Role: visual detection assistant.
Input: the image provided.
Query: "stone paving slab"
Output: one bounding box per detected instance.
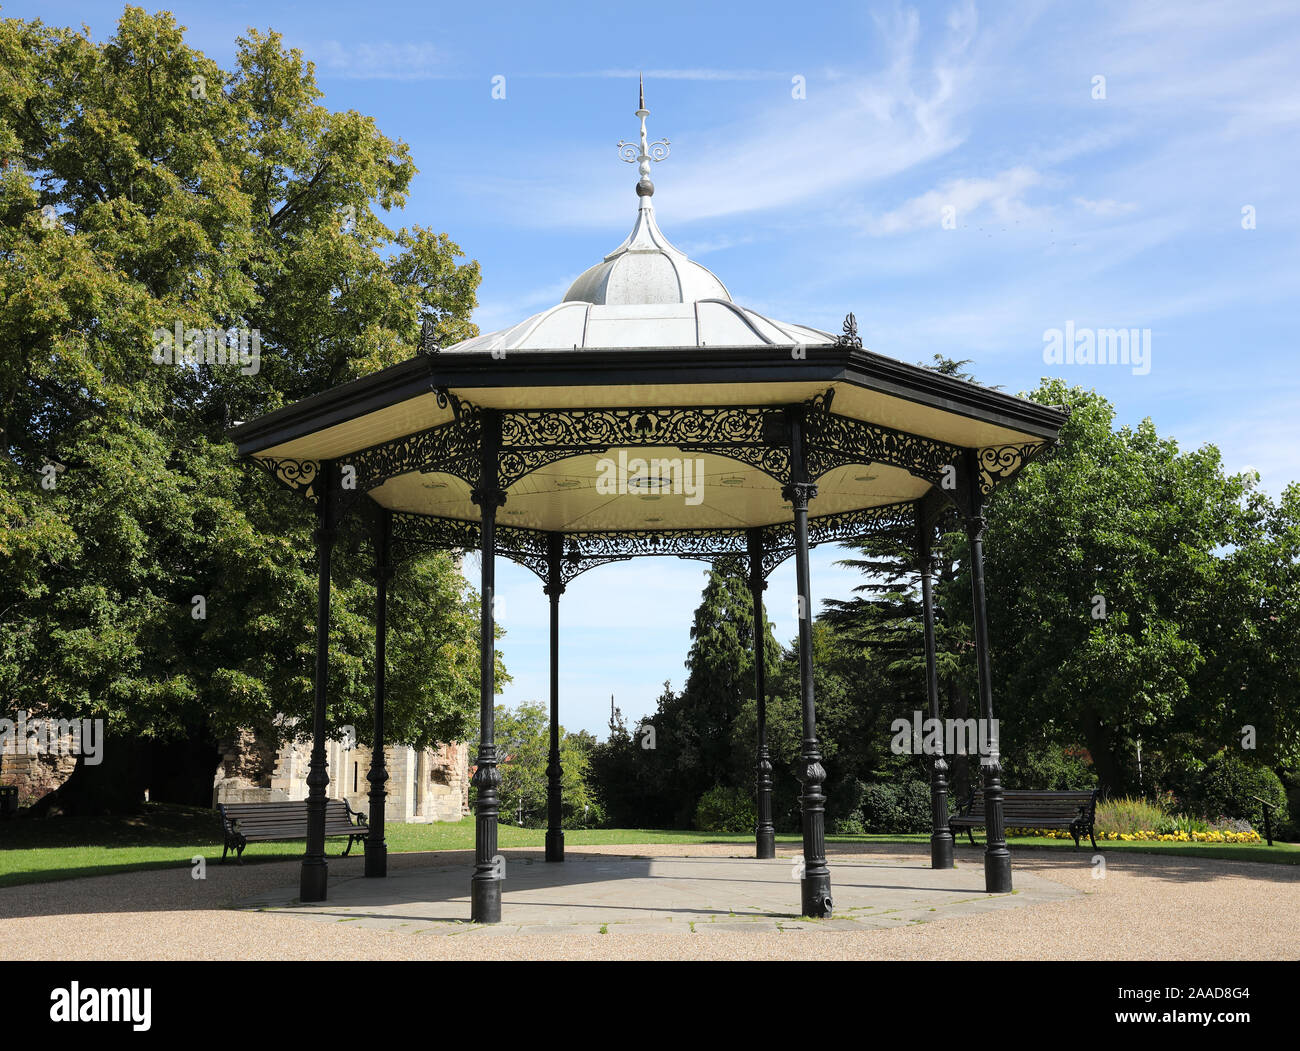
[235,852,1077,936]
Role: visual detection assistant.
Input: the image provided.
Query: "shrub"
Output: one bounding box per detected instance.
[1191,753,1289,830]
[1156,813,1211,836]
[1096,796,1167,836]
[860,779,931,833]
[831,814,866,835]
[1002,742,1094,791]
[693,785,756,833]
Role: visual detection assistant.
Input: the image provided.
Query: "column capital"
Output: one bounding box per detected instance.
[470,486,507,508]
[781,480,818,507]
[964,513,987,541]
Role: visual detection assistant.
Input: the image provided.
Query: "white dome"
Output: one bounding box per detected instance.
[445,298,832,354]
[563,196,732,306]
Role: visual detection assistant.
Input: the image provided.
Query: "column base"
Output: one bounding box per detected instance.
[984,847,1012,892]
[300,857,328,902]
[470,875,502,923]
[545,828,565,862]
[755,829,775,859]
[800,873,833,918]
[363,838,387,878]
[930,832,954,869]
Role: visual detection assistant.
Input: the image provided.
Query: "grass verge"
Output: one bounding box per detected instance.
[1,804,1296,889]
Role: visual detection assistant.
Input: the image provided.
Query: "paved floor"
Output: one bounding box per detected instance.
[3,842,1298,959]
[235,852,1075,936]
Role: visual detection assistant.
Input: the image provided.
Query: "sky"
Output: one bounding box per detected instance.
[14,0,1300,736]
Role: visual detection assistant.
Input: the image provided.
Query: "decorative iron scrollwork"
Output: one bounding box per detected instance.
[254,457,321,500]
[388,499,922,584]
[418,317,439,356]
[496,405,793,488]
[758,501,918,576]
[976,440,1053,496]
[834,313,862,349]
[346,407,483,494]
[800,392,964,493]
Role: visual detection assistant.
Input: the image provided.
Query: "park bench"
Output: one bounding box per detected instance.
[949,788,1099,850]
[217,800,368,864]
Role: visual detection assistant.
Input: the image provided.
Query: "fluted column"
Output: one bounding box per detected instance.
[544,532,565,862]
[747,529,775,859]
[918,511,952,869]
[784,411,832,918]
[301,461,337,903]
[470,412,505,922]
[365,505,391,878]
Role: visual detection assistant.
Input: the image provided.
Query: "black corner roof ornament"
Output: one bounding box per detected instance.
[418,317,440,357]
[834,312,863,349]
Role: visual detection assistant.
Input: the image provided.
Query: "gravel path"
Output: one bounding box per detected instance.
[2,842,1296,960]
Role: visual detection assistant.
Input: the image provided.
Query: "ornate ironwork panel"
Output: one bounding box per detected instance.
[497,405,793,488]
[254,457,321,500]
[976,440,1055,496]
[346,407,482,493]
[388,498,923,583]
[758,500,918,575]
[801,393,964,493]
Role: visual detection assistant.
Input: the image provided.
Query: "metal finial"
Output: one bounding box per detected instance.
[834,312,863,349]
[618,74,669,197]
[418,317,439,356]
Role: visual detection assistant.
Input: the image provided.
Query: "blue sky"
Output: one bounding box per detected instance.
[18,1,1300,736]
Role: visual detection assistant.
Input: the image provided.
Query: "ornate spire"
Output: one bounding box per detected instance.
[617,73,670,198]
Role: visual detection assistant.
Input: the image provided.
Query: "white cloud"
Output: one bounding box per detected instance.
[861,166,1045,235]
[311,41,444,80]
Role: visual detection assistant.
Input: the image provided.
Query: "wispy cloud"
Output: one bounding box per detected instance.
[859,166,1045,235]
[311,41,445,80]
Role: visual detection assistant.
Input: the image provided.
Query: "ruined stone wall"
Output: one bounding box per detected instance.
[212,728,469,822]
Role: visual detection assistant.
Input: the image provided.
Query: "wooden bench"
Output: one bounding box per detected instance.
[949,789,1099,850]
[217,800,368,864]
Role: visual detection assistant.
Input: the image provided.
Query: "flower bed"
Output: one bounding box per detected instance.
[1006,827,1262,843]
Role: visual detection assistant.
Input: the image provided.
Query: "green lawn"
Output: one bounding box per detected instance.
[1,803,1296,889]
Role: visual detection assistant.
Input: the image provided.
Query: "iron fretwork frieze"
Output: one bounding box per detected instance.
[798,392,1054,509]
[801,392,964,494]
[347,406,482,494]
[496,405,793,489]
[388,501,920,584]
[254,456,321,500]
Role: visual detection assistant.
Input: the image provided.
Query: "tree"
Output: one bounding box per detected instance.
[0,9,486,811]
[975,379,1259,795]
[492,702,600,828]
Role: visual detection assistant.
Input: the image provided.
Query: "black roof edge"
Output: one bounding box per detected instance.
[228,345,1066,457]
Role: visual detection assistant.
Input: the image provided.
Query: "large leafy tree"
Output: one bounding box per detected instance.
[974,379,1264,795]
[491,702,601,829]
[0,9,488,809]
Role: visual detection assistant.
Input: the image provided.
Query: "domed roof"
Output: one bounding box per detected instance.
[446,79,832,355]
[563,195,731,306]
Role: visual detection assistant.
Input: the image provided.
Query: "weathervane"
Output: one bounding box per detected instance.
[617,74,670,197]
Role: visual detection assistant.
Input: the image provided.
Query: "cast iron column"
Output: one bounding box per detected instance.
[300,460,337,903]
[747,529,775,860]
[470,412,505,923]
[365,505,392,878]
[964,451,1012,893]
[783,412,832,918]
[918,512,953,869]
[544,532,565,862]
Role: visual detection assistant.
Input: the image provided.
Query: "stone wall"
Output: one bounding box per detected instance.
[212,730,469,823]
[0,748,78,806]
